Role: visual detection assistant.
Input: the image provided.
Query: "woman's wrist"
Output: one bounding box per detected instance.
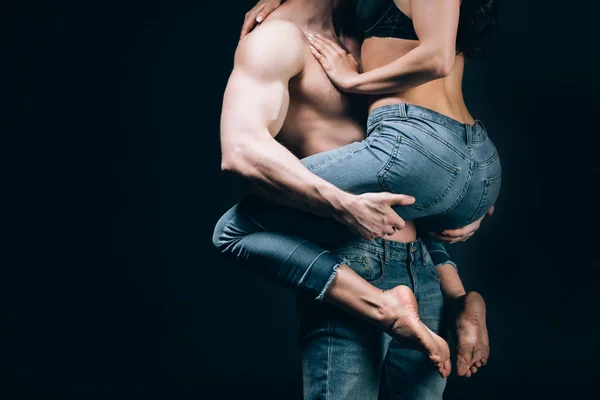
[341,72,363,93]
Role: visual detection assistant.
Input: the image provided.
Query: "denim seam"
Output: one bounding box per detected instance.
[473,149,498,169]
[280,239,311,279]
[434,259,458,271]
[376,135,461,211]
[401,136,460,174]
[338,254,374,278]
[408,245,418,296]
[440,158,474,216]
[425,261,442,283]
[294,250,329,284]
[400,120,469,161]
[410,168,459,211]
[306,143,369,172]
[468,170,501,222]
[377,135,402,191]
[471,135,487,144]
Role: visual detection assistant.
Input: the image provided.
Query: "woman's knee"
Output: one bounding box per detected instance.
[212,204,260,252]
[212,206,240,252]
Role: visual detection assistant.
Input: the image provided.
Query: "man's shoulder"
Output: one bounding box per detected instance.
[234,20,308,78]
[244,19,307,48]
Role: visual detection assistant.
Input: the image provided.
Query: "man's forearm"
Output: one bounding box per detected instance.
[222,134,351,219]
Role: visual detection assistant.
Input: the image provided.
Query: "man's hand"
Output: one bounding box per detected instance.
[334,193,416,240]
[430,206,495,244]
[240,0,282,39]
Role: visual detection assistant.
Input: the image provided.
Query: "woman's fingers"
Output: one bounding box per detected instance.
[240,7,263,39]
[307,35,335,59]
[309,45,329,68]
[313,35,343,57]
[315,34,347,56]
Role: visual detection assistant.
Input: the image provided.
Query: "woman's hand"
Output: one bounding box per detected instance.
[307,33,360,92]
[240,0,282,39]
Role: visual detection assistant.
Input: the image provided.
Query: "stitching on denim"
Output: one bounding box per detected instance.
[280,239,311,279]
[412,170,459,211]
[377,135,402,191]
[468,170,501,221]
[401,120,469,161]
[471,132,487,143]
[438,161,473,216]
[401,136,460,174]
[473,149,498,169]
[338,254,374,278]
[299,250,331,285]
[376,134,462,211]
[370,253,387,285]
[434,260,458,271]
[306,143,369,172]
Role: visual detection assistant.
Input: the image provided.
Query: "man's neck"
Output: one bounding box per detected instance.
[275,0,337,36]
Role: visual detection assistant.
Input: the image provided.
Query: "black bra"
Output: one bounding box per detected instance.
[356,0,418,40]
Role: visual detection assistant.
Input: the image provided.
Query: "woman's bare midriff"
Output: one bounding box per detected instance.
[358,37,478,241]
[361,37,476,126]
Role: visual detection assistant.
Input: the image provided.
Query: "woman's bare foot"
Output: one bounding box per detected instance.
[451,291,490,377]
[380,285,451,378]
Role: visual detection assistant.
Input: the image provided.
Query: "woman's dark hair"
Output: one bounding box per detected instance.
[456,0,499,60]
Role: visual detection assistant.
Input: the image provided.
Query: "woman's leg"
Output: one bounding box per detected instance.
[213,140,451,375]
[215,205,449,377]
[213,140,386,300]
[297,242,394,400]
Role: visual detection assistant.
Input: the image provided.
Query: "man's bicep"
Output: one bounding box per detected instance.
[221,68,290,141]
[221,22,305,142]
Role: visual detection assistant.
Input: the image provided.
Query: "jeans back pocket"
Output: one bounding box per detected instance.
[469,169,502,222]
[377,132,462,212]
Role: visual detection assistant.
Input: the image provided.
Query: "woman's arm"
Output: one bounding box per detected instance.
[309,0,460,94]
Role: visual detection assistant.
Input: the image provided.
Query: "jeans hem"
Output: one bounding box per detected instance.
[434,260,458,272]
[314,258,345,302]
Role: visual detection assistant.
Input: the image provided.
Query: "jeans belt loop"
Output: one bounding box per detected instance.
[398,103,408,121]
[383,239,389,265]
[466,123,473,148]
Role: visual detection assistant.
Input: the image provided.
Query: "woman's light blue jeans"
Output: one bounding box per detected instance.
[213,103,501,300]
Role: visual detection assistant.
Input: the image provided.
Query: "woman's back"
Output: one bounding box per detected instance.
[356,0,497,124]
[361,35,475,125]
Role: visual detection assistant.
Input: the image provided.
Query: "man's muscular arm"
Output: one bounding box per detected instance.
[220,21,413,239]
[222,22,330,209]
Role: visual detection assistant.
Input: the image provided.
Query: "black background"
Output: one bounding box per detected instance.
[4,0,600,398]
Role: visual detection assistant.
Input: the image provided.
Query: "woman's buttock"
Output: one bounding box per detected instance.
[366,103,501,231]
